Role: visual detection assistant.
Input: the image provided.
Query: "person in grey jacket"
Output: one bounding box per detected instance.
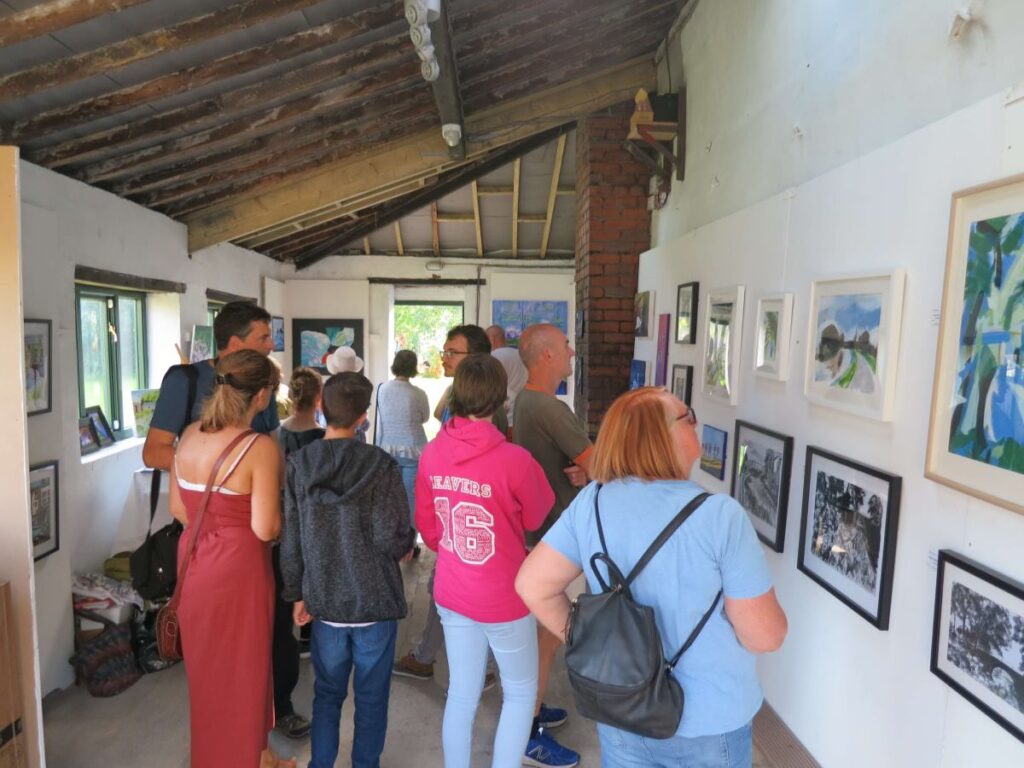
[280,371,415,768]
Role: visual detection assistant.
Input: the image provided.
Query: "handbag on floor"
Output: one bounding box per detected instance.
[156,429,256,661]
[564,487,721,739]
[71,609,142,697]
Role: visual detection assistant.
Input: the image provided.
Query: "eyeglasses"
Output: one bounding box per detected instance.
[675,406,697,426]
[441,349,469,359]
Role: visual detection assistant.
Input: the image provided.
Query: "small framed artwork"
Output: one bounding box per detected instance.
[926,175,1024,516]
[931,551,1024,743]
[29,461,59,561]
[24,318,52,416]
[271,316,285,352]
[629,359,648,390]
[131,388,160,438]
[78,418,100,456]
[804,270,905,421]
[731,420,794,552]
[798,446,902,629]
[634,290,653,339]
[675,282,699,343]
[671,364,694,405]
[701,286,745,405]
[293,318,365,374]
[575,308,585,341]
[190,324,215,363]
[654,313,671,386]
[85,405,115,448]
[754,294,794,381]
[700,424,728,480]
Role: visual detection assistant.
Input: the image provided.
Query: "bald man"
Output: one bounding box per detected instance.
[512,323,592,767]
[485,324,528,427]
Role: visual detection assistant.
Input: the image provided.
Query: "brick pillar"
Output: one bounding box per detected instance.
[574,104,652,437]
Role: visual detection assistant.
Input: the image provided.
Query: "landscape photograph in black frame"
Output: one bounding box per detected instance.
[798,446,902,629]
[731,420,793,552]
[675,282,699,343]
[931,550,1024,744]
[671,364,693,405]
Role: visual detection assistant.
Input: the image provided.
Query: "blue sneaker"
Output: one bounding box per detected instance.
[523,728,579,768]
[537,703,568,729]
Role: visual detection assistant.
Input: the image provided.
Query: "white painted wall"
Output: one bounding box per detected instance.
[637,89,1024,768]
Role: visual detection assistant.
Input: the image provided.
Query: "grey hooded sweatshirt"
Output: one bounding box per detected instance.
[280,437,414,623]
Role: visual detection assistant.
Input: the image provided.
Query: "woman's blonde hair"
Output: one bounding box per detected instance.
[590,387,683,483]
[287,366,322,411]
[200,350,280,432]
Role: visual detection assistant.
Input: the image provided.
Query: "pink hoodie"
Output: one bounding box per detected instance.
[416,416,554,622]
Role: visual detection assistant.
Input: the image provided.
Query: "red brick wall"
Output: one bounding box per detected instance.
[574,104,652,436]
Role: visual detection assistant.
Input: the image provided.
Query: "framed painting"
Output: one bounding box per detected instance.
[731,420,794,552]
[675,282,699,343]
[804,270,905,421]
[655,313,671,386]
[700,424,728,480]
[29,461,59,561]
[754,294,794,381]
[85,405,115,448]
[798,446,902,629]
[492,300,569,347]
[926,175,1024,515]
[931,551,1024,743]
[629,359,647,390]
[271,316,285,352]
[78,417,100,456]
[131,388,160,438]
[190,324,215,363]
[634,290,653,339]
[671,364,694,405]
[24,318,52,416]
[701,286,745,405]
[292,318,364,374]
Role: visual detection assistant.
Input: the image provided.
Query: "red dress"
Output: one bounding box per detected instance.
[176,438,274,768]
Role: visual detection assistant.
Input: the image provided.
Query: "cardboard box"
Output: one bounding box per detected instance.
[0,583,27,768]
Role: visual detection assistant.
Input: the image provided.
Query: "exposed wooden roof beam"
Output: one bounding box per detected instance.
[540,134,567,258]
[185,57,654,252]
[431,202,440,256]
[363,237,371,256]
[394,222,404,256]
[477,184,574,196]
[471,181,483,256]
[519,213,547,223]
[0,0,325,101]
[0,0,150,48]
[2,6,404,142]
[436,213,476,223]
[511,158,521,258]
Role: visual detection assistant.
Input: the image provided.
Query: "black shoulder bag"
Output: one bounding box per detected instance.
[563,487,722,739]
[130,364,198,601]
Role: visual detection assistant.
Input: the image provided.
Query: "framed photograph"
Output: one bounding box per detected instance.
[701,286,745,404]
[926,175,1024,515]
[271,316,285,352]
[731,420,794,552]
[78,418,100,456]
[931,551,1024,743]
[29,461,59,561]
[654,313,671,386]
[190,324,215,363]
[84,405,115,448]
[754,294,794,381]
[24,319,52,416]
[804,270,905,421]
[634,290,653,338]
[798,446,902,629]
[629,359,647,390]
[700,424,728,480]
[675,282,699,343]
[292,318,365,374]
[671,364,694,405]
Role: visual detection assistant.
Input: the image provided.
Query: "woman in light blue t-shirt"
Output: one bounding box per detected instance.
[516,387,788,768]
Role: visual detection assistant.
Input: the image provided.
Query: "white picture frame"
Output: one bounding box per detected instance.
[754,294,794,381]
[803,270,906,421]
[700,286,745,405]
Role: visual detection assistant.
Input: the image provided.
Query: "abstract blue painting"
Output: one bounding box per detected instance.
[492,300,569,347]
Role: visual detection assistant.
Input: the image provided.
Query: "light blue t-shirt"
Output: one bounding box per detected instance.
[543,478,773,738]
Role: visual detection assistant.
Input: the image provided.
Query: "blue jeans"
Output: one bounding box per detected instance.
[437,605,538,768]
[393,455,418,529]
[596,721,753,768]
[309,620,398,768]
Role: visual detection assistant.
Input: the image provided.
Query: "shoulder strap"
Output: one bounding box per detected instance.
[625,492,710,586]
[182,363,198,433]
[146,364,201,536]
[373,383,383,446]
[217,433,262,486]
[668,590,722,667]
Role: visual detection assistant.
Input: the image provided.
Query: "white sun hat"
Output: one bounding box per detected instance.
[325,346,364,374]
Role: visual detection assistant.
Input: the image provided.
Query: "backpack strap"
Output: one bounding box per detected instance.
[624,492,710,586]
[373,382,383,447]
[146,363,200,538]
[668,590,723,668]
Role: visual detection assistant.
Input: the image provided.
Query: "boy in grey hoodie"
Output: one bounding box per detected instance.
[280,372,415,768]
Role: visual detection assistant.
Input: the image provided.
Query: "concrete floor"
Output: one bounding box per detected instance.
[43,550,774,767]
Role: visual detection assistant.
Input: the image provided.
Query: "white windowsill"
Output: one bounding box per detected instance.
[81,436,145,465]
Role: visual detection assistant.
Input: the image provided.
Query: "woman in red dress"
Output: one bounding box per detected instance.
[170,350,290,767]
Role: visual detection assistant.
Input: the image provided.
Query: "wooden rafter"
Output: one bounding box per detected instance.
[0,0,150,48]
[363,237,371,256]
[436,213,476,223]
[540,134,567,258]
[394,222,404,256]
[511,159,521,258]
[431,202,440,256]
[471,181,483,256]
[0,0,325,101]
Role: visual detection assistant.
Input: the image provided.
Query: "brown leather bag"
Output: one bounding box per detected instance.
[156,430,257,661]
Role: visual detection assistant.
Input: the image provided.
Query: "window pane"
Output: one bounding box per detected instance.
[118,296,145,431]
[79,296,112,419]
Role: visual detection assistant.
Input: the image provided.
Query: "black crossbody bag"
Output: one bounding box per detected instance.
[564,486,722,739]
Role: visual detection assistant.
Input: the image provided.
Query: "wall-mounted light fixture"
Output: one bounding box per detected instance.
[425,260,444,272]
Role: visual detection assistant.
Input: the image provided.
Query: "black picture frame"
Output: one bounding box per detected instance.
[798,446,902,629]
[675,282,699,343]
[85,405,116,448]
[731,420,793,552]
[931,550,1024,744]
[29,460,59,561]
[671,364,693,405]
[292,318,364,374]
[24,318,52,416]
[78,418,100,456]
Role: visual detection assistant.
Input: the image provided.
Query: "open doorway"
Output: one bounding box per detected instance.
[393,301,463,439]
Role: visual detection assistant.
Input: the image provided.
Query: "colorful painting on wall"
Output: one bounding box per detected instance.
[24,319,52,416]
[634,290,653,338]
[655,313,671,386]
[190,325,215,363]
[292,319,364,374]
[491,300,569,347]
[630,359,647,390]
[700,424,728,480]
[131,388,160,437]
[271,316,285,352]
